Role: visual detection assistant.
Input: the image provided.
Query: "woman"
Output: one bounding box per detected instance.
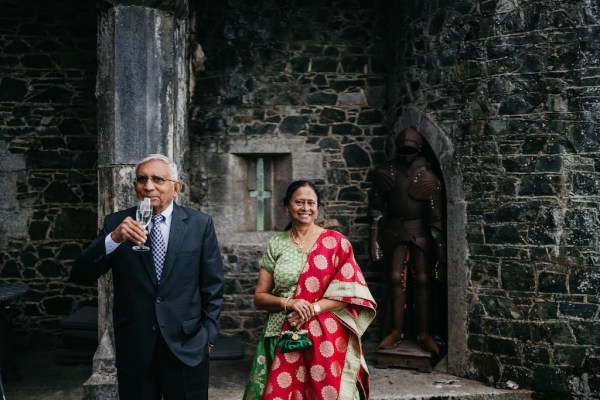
[244,180,377,400]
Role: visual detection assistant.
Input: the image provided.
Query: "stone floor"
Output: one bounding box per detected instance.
[2,350,89,400]
[2,345,534,400]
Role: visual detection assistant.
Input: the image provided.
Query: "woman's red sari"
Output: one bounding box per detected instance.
[262,230,376,400]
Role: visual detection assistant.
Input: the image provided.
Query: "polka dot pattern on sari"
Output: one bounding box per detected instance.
[261,230,376,400]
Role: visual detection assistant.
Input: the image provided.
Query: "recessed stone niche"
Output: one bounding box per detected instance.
[194,137,323,244]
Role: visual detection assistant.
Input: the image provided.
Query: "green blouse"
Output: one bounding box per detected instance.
[260,231,309,337]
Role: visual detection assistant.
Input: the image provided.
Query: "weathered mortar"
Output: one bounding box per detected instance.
[1,0,599,398]
[0,0,98,348]
[387,0,600,397]
[188,0,389,344]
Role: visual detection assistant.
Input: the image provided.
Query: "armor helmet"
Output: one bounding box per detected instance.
[395,127,423,155]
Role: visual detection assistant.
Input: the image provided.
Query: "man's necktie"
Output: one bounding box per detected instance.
[150,214,166,283]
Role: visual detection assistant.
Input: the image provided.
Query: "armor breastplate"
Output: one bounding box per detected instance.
[385,157,429,226]
[380,157,432,252]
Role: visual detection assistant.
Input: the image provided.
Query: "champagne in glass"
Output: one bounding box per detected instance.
[132,197,152,251]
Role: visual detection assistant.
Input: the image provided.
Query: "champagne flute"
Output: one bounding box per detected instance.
[132,197,152,251]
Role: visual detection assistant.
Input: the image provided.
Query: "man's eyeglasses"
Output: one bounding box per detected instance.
[134,175,178,185]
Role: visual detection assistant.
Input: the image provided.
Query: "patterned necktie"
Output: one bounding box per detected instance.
[150,214,166,283]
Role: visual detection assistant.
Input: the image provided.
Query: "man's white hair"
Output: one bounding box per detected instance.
[135,154,179,181]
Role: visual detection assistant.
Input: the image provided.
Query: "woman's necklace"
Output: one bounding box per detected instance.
[290,224,315,251]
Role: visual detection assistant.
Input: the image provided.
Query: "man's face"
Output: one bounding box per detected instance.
[134,159,181,214]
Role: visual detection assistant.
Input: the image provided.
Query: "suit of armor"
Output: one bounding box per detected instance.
[369,127,446,354]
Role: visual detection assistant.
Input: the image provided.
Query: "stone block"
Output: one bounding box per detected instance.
[0,77,28,101]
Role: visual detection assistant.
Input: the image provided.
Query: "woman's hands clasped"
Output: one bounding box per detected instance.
[286,299,315,330]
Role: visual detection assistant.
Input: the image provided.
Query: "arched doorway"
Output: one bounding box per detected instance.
[397,107,469,376]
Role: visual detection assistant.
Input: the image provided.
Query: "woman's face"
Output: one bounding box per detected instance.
[285,185,319,226]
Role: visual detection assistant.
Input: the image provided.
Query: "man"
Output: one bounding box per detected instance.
[368,127,446,355]
[71,154,224,400]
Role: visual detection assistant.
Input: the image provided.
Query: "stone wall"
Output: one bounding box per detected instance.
[188,0,390,343]
[2,0,599,397]
[387,0,600,397]
[0,0,98,348]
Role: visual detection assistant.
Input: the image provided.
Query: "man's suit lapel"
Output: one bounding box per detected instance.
[159,203,188,284]
[137,211,158,286]
[140,249,158,286]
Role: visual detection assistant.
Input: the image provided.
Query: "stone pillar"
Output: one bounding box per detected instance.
[85,1,189,398]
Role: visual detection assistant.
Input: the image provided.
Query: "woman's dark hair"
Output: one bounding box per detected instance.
[282,180,322,230]
[282,180,321,207]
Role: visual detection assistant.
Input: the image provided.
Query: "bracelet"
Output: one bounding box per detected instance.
[313,302,321,315]
[283,297,292,312]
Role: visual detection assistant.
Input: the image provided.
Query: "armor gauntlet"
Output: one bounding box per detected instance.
[368,209,384,262]
[368,176,388,263]
[431,227,447,282]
